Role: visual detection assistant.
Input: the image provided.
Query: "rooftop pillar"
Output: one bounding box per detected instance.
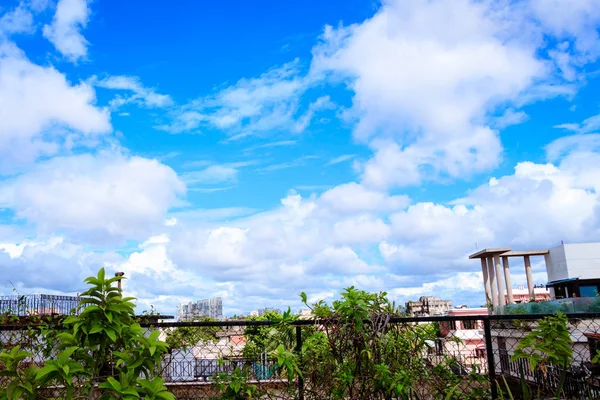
[487,256,498,310]
[481,258,492,303]
[494,254,506,308]
[502,256,514,304]
[524,255,535,301]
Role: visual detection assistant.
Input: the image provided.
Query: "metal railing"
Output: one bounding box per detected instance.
[0,294,79,317]
[2,313,600,399]
[497,297,600,315]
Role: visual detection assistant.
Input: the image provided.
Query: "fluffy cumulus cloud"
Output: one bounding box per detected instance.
[319,182,410,215]
[0,236,120,293]
[309,0,600,189]
[43,0,91,62]
[163,187,403,293]
[529,0,600,78]
[4,134,600,313]
[4,0,600,316]
[89,115,584,311]
[0,41,111,172]
[380,138,600,278]
[0,150,185,241]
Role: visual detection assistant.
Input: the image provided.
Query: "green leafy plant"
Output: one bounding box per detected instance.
[245,287,491,400]
[164,318,219,351]
[510,313,573,399]
[213,361,261,400]
[0,268,174,400]
[592,350,600,365]
[242,309,296,359]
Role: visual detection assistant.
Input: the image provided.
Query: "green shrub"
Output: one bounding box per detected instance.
[0,268,174,400]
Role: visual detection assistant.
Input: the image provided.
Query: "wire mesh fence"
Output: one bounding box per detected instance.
[489,314,600,399]
[2,313,600,399]
[0,294,79,317]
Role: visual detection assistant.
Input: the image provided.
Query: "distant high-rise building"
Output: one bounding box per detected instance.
[405,296,452,317]
[178,297,223,321]
[249,307,281,317]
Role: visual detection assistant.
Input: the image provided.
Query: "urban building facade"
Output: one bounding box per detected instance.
[545,242,600,298]
[405,296,452,317]
[470,242,600,314]
[178,297,223,321]
[439,307,489,372]
[509,285,550,303]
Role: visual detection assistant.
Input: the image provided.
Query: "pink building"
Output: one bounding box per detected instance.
[508,285,550,304]
[439,307,489,371]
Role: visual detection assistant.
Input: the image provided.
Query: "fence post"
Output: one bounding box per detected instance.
[483,317,498,400]
[295,325,304,400]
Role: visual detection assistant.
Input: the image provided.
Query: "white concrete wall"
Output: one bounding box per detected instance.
[563,243,600,280]
[545,242,600,282]
[545,244,568,282]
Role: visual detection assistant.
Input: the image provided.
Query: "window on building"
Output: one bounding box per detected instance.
[580,285,599,298]
[463,320,477,330]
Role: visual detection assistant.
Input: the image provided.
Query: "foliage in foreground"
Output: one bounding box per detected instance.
[237,287,489,400]
[163,317,219,351]
[1,270,591,400]
[0,268,174,400]
[500,313,574,400]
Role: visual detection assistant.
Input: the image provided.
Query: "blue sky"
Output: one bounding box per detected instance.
[1,0,600,316]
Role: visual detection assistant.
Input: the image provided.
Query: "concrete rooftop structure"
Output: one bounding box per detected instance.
[470,243,600,313]
[469,247,549,311]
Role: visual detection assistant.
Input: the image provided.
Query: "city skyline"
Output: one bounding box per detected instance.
[1,0,600,316]
[178,297,224,321]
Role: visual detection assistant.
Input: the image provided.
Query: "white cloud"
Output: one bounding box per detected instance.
[529,0,600,71]
[0,150,185,240]
[0,2,34,36]
[333,215,390,245]
[3,0,600,316]
[243,140,297,153]
[381,146,600,275]
[553,113,600,135]
[493,109,529,129]
[182,165,239,185]
[309,0,600,189]
[43,0,91,62]
[307,246,382,274]
[181,160,258,186]
[161,60,327,137]
[0,41,111,172]
[257,155,318,172]
[0,236,120,294]
[167,190,397,278]
[545,133,600,161]
[170,207,258,223]
[326,154,355,166]
[293,95,334,133]
[94,75,174,109]
[311,0,545,186]
[390,272,483,298]
[6,134,599,314]
[319,182,409,214]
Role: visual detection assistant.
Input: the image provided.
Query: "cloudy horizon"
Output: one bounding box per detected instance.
[1,0,600,316]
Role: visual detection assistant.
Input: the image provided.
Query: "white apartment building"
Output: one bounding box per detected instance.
[178,297,223,321]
